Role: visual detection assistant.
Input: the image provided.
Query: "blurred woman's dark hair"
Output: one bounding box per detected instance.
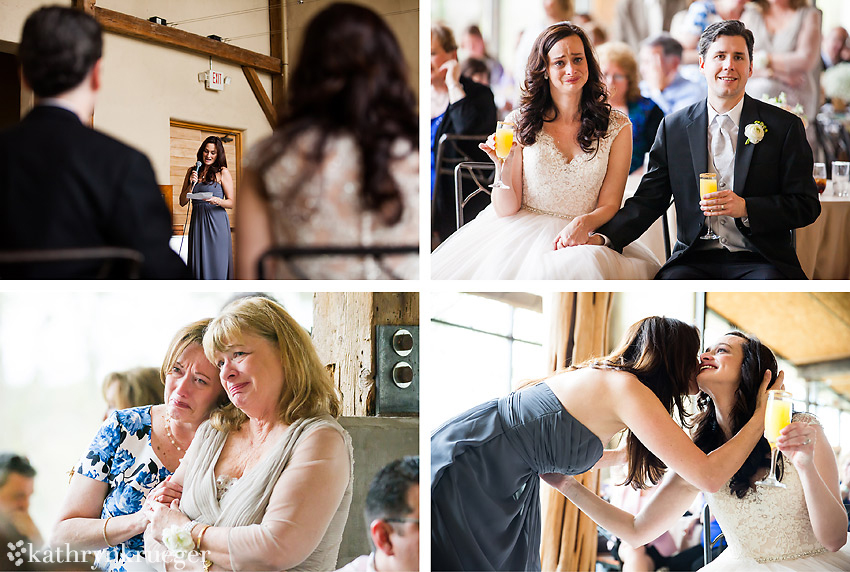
[693,332,781,498]
[258,3,418,225]
[196,136,228,184]
[19,6,103,97]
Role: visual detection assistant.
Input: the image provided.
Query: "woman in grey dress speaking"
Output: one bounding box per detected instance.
[179,136,234,280]
[431,316,775,571]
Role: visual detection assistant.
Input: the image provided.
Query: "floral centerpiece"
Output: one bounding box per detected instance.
[821,63,850,112]
[760,92,807,127]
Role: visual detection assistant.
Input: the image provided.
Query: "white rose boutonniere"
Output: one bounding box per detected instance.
[162,525,195,558]
[744,121,767,145]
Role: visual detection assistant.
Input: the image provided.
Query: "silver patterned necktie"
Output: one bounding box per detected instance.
[712,115,735,189]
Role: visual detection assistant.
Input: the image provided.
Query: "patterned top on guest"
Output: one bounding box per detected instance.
[76,406,171,572]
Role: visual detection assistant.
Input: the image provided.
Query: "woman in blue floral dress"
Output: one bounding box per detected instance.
[51,319,228,571]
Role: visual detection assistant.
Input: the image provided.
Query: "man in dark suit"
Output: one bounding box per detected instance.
[586,20,820,280]
[0,6,189,279]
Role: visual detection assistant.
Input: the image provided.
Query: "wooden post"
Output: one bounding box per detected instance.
[312,293,418,417]
[72,0,96,16]
[268,0,285,121]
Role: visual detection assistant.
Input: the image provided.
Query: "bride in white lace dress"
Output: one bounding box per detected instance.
[431,22,660,280]
[543,332,850,571]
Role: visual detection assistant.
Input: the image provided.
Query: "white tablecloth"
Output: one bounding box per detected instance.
[797,182,850,280]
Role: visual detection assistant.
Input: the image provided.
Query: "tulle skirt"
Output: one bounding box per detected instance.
[431,205,661,280]
[702,534,850,571]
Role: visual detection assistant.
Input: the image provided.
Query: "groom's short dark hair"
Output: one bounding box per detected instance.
[19,6,103,97]
[698,20,754,63]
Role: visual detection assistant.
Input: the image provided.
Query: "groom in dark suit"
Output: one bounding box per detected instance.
[587,20,820,279]
[0,6,189,279]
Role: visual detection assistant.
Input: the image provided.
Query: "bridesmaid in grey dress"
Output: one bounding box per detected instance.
[431,316,773,571]
[179,136,234,280]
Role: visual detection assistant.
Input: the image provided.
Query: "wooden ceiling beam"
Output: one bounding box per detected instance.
[243,66,276,128]
[92,6,283,75]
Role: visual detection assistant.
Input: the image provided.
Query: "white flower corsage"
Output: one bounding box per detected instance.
[162,525,195,558]
[744,121,767,145]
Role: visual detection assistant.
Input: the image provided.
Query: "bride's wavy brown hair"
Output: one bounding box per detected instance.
[516,21,611,154]
[692,332,782,498]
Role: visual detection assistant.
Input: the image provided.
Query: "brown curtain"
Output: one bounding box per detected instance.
[539,292,613,571]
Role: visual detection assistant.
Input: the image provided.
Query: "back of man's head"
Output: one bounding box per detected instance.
[364,456,418,526]
[19,6,102,98]
[643,33,684,60]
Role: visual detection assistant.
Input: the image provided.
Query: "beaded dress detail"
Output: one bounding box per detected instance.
[703,413,850,571]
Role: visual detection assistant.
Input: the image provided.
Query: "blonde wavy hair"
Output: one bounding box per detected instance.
[203,297,340,432]
[596,41,641,102]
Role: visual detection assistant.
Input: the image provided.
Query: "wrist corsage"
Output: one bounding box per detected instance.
[744,121,767,145]
[162,525,195,559]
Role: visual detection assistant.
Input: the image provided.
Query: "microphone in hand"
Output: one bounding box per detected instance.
[190,161,202,188]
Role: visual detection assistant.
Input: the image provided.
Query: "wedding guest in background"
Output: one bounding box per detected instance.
[741,0,821,127]
[0,6,189,280]
[613,0,691,52]
[51,320,227,571]
[639,34,705,115]
[672,0,750,65]
[597,42,664,174]
[145,296,354,572]
[102,367,162,420]
[0,453,42,548]
[821,26,849,70]
[179,136,234,280]
[585,20,820,280]
[337,456,419,572]
[431,22,497,245]
[239,3,418,280]
[513,0,574,101]
[459,57,490,87]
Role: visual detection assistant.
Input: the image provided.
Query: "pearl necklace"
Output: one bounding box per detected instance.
[164,411,184,453]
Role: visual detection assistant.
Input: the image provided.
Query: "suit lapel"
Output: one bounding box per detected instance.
[686,101,709,190]
[734,95,758,196]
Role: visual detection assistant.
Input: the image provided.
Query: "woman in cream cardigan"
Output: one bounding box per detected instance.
[144,296,353,571]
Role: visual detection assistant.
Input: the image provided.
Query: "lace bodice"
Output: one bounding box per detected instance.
[247,130,418,279]
[515,109,630,219]
[704,413,828,564]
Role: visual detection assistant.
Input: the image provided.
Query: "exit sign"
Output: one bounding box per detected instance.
[207,69,224,91]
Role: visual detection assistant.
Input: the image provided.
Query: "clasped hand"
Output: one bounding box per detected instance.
[700,189,747,218]
[552,216,598,250]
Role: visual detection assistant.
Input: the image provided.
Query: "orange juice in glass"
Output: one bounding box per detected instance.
[756,390,793,488]
[490,121,514,189]
[699,173,719,240]
[494,122,514,160]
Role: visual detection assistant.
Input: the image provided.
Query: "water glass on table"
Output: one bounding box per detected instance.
[813,163,826,195]
[832,161,850,197]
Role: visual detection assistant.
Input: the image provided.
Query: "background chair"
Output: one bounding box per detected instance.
[257,245,418,280]
[454,162,495,229]
[702,504,725,566]
[432,133,491,242]
[0,247,144,279]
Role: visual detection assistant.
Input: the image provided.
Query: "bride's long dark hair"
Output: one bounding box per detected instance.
[692,332,782,498]
[516,22,611,154]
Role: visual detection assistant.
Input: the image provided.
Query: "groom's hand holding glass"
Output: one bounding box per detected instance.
[700,188,748,218]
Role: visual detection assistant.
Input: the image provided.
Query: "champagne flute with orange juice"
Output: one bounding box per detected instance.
[699,173,719,240]
[755,390,793,488]
[490,121,514,190]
